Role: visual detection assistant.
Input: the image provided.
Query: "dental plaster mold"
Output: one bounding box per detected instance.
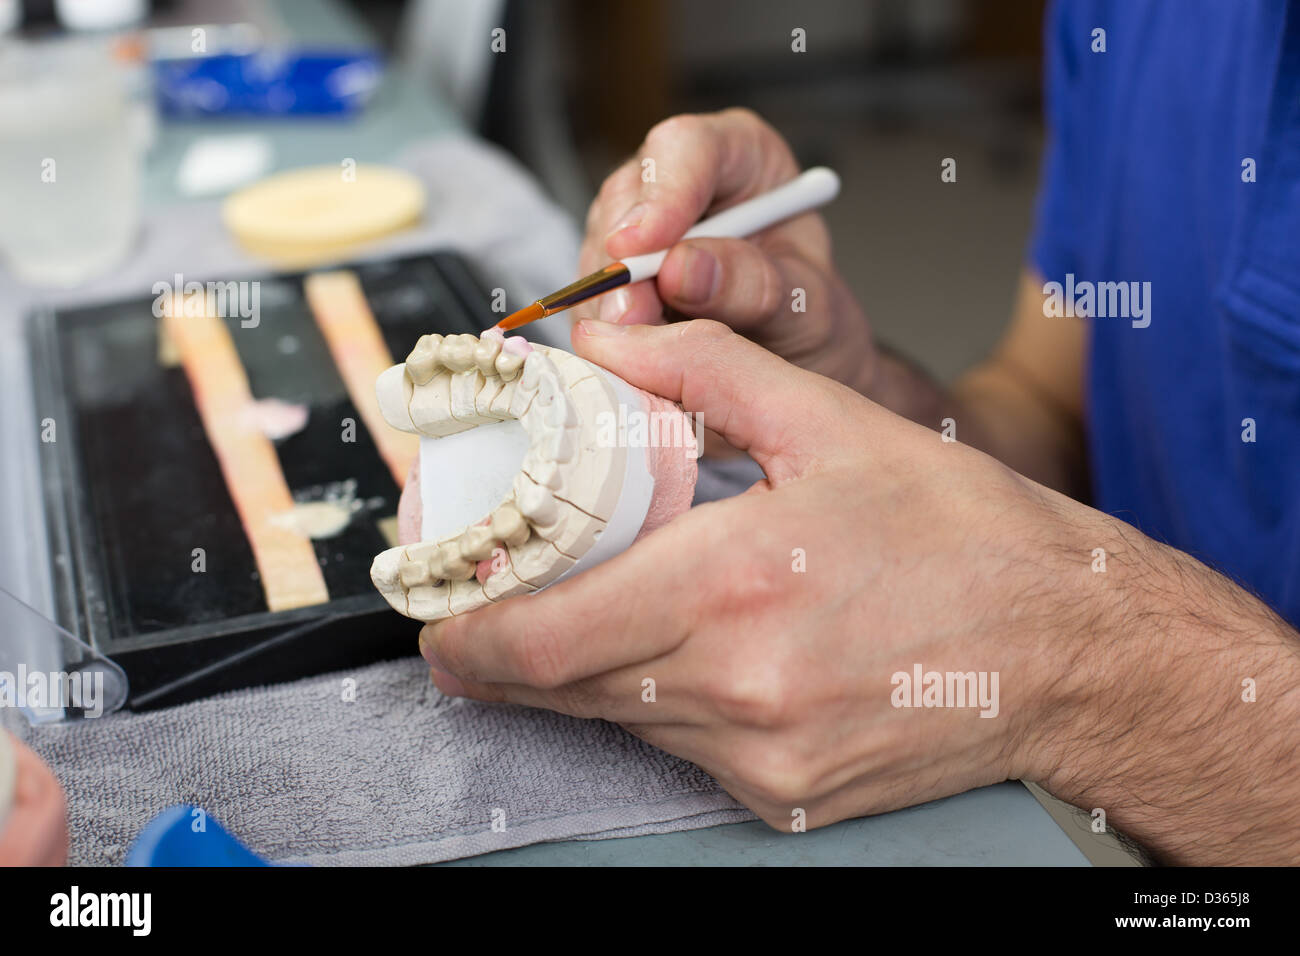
[370,329,697,622]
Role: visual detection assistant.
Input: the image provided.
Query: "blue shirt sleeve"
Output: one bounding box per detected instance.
[1027,0,1084,282]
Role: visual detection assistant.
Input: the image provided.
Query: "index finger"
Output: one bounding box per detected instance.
[602,108,802,261]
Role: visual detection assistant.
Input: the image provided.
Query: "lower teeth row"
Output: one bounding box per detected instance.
[397,500,530,588]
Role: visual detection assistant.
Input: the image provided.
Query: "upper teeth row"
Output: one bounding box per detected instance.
[405,332,525,384]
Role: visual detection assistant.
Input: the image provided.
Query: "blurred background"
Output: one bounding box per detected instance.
[391,0,1048,380]
[1,0,1047,380]
[2,0,1143,866]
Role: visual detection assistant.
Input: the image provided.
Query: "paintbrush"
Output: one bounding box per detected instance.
[493,167,841,332]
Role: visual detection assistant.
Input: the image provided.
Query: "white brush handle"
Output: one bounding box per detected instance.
[621,166,841,283]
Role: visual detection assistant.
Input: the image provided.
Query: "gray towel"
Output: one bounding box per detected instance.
[0,135,761,866]
[4,660,753,866]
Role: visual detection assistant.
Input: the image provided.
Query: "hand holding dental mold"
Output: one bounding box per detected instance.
[417,320,1300,866]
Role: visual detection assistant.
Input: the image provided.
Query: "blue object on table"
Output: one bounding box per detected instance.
[153,50,382,117]
[126,805,275,866]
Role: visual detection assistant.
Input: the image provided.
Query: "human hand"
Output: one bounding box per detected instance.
[417,318,1114,830]
[0,732,67,866]
[574,109,877,397]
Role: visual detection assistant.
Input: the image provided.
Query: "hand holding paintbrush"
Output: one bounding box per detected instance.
[494,167,841,332]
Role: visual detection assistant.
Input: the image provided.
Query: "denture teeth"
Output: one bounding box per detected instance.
[406,334,442,385]
[490,503,530,546]
[405,542,446,587]
[536,376,563,410]
[520,353,543,390]
[370,547,402,590]
[399,558,433,588]
[437,541,476,580]
[495,349,524,382]
[516,478,559,526]
[458,525,497,562]
[544,397,578,428]
[425,545,446,581]
[527,458,563,490]
[542,429,577,463]
[474,335,502,375]
[406,541,440,564]
[439,333,478,372]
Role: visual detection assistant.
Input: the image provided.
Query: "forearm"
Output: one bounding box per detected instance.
[1030,530,1300,865]
[866,346,1088,498]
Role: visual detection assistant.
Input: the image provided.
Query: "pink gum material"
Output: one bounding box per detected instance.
[635,391,698,540]
[481,327,533,357]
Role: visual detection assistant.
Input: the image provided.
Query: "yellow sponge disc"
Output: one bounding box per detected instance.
[223,165,425,266]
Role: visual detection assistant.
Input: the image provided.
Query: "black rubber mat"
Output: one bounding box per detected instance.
[28,252,498,709]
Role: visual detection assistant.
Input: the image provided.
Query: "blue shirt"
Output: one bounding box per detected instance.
[1030,0,1300,626]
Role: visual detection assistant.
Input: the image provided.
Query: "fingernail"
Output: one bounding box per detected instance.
[418,626,441,667]
[675,245,720,305]
[605,203,647,240]
[598,287,632,323]
[576,318,628,338]
[429,666,466,697]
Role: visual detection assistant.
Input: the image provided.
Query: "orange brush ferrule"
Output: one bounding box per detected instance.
[493,262,631,331]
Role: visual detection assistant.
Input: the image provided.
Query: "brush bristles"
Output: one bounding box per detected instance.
[493,302,545,332]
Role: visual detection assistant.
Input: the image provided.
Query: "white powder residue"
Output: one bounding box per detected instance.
[271,479,381,540]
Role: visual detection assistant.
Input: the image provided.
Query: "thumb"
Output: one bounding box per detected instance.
[571,318,846,481]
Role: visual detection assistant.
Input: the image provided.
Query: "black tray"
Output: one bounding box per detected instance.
[27,252,497,710]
